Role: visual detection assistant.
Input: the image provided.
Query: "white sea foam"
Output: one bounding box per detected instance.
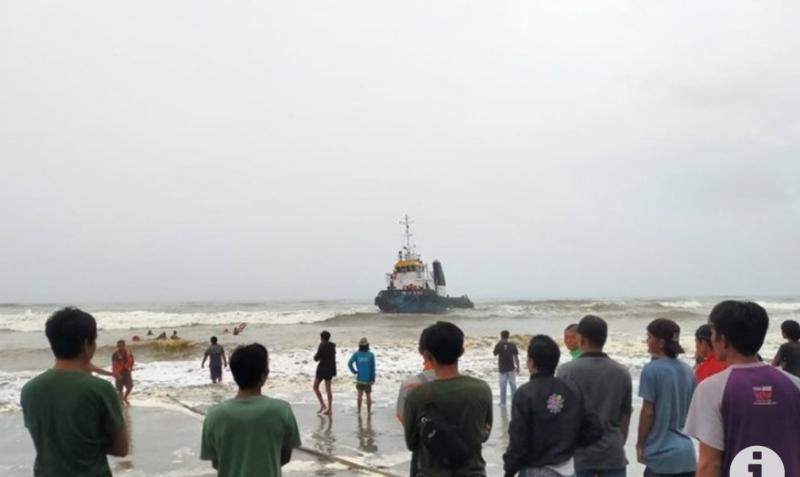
[0,306,371,333]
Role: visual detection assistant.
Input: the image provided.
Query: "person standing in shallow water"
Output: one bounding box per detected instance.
[493,330,520,405]
[348,337,376,414]
[313,330,337,415]
[202,336,228,384]
[112,339,135,405]
[21,307,129,476]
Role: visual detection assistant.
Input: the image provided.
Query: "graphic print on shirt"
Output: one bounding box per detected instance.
[546,393,565,414]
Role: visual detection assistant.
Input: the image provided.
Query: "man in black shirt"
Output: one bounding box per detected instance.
[494,330,520,405]
[773,319,800,377]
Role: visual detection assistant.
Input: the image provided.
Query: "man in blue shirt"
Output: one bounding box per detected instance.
[636,318,696,477]
[348,337,376,414]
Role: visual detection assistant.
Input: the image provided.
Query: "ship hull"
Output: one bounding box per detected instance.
[374,289,474,313]
[374,289,449,314]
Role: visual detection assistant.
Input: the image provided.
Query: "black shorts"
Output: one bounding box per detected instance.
[210,365,222,381]
[115,371,133,391]
[316,370,335,381]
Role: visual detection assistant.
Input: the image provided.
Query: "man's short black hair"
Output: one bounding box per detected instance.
[528,335,560,376]
[564,323,578,332]
[45,307,97,359]
[500,330,510,339]
[421,321,464,365]
[320,330,331,341]
[230,343,269,389]
[576,315,607,348]
[210,336,218,344]
[781,320,800,341]
[709,300,768,356]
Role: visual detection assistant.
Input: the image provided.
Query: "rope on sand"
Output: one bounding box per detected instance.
[165,395,403,477]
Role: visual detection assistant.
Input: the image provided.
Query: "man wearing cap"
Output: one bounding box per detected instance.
[348,337,376,414]
[636,319,696,477]
[694,324,727,383]
[557,315,632,477]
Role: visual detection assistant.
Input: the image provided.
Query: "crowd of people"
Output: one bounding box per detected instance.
[17,300,800,477]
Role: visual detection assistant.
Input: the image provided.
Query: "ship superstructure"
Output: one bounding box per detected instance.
[374,215,473,313]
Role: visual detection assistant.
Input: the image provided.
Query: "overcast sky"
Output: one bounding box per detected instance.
[1,1,798,302]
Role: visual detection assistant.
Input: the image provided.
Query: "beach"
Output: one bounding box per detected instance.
[1,298,798,476]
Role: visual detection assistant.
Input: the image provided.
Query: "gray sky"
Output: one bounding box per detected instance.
[1,1,798,302]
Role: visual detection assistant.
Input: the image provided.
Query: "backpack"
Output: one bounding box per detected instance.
[417,402,472,469]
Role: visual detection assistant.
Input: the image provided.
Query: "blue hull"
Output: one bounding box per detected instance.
[374,290,449,314]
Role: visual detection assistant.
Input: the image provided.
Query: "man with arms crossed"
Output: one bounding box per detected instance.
[21,307,129,476]
[201,343,301,477]
[557,315,633,477]
[685,301,800,477]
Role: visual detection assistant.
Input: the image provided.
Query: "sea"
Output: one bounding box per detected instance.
[1,297,798,476]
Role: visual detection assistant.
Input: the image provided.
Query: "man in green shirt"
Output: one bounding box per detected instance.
[21,307,129,477]
[201,343,301,477]
[404,321,493,477]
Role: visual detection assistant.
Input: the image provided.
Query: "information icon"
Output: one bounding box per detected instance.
[729,446,785,477]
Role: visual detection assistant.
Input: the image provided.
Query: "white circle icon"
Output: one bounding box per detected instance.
[729,446,785,477]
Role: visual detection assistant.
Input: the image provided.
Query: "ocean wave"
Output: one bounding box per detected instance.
[0,306,373,333]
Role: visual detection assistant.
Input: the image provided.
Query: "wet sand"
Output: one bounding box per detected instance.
[1,392,647,477]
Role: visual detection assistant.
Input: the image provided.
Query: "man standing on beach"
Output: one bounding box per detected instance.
[694,324,727,383]
[202,343,301,477]
[347,337,376,414]
[313,330,337,415]
[202,336,227,384]
[404,321,493,476]
[685,301,800,476]
[636,319,696,477]
[21,307,129,476]
[494,330,520,405]
[557,315,633,477]
[112,339,135,405]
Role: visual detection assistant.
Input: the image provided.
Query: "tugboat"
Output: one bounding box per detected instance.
[374,215,474,313]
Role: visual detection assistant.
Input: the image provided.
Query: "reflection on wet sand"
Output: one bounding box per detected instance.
[114,406,135,472]
[357,414,377,453]
[498,405,509,445]
[312,415,335,455]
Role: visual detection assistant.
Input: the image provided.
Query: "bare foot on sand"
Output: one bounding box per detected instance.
[323,408,332,416]
[317,406,327,415]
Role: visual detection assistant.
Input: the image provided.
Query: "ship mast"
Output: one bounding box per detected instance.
[400,214,416,259]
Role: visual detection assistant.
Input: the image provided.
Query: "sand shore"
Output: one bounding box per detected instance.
[1,390,649,477]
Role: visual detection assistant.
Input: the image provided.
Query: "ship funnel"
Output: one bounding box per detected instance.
[432,260,447,287]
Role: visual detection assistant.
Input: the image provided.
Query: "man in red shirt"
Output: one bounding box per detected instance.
[694,324,727,382]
